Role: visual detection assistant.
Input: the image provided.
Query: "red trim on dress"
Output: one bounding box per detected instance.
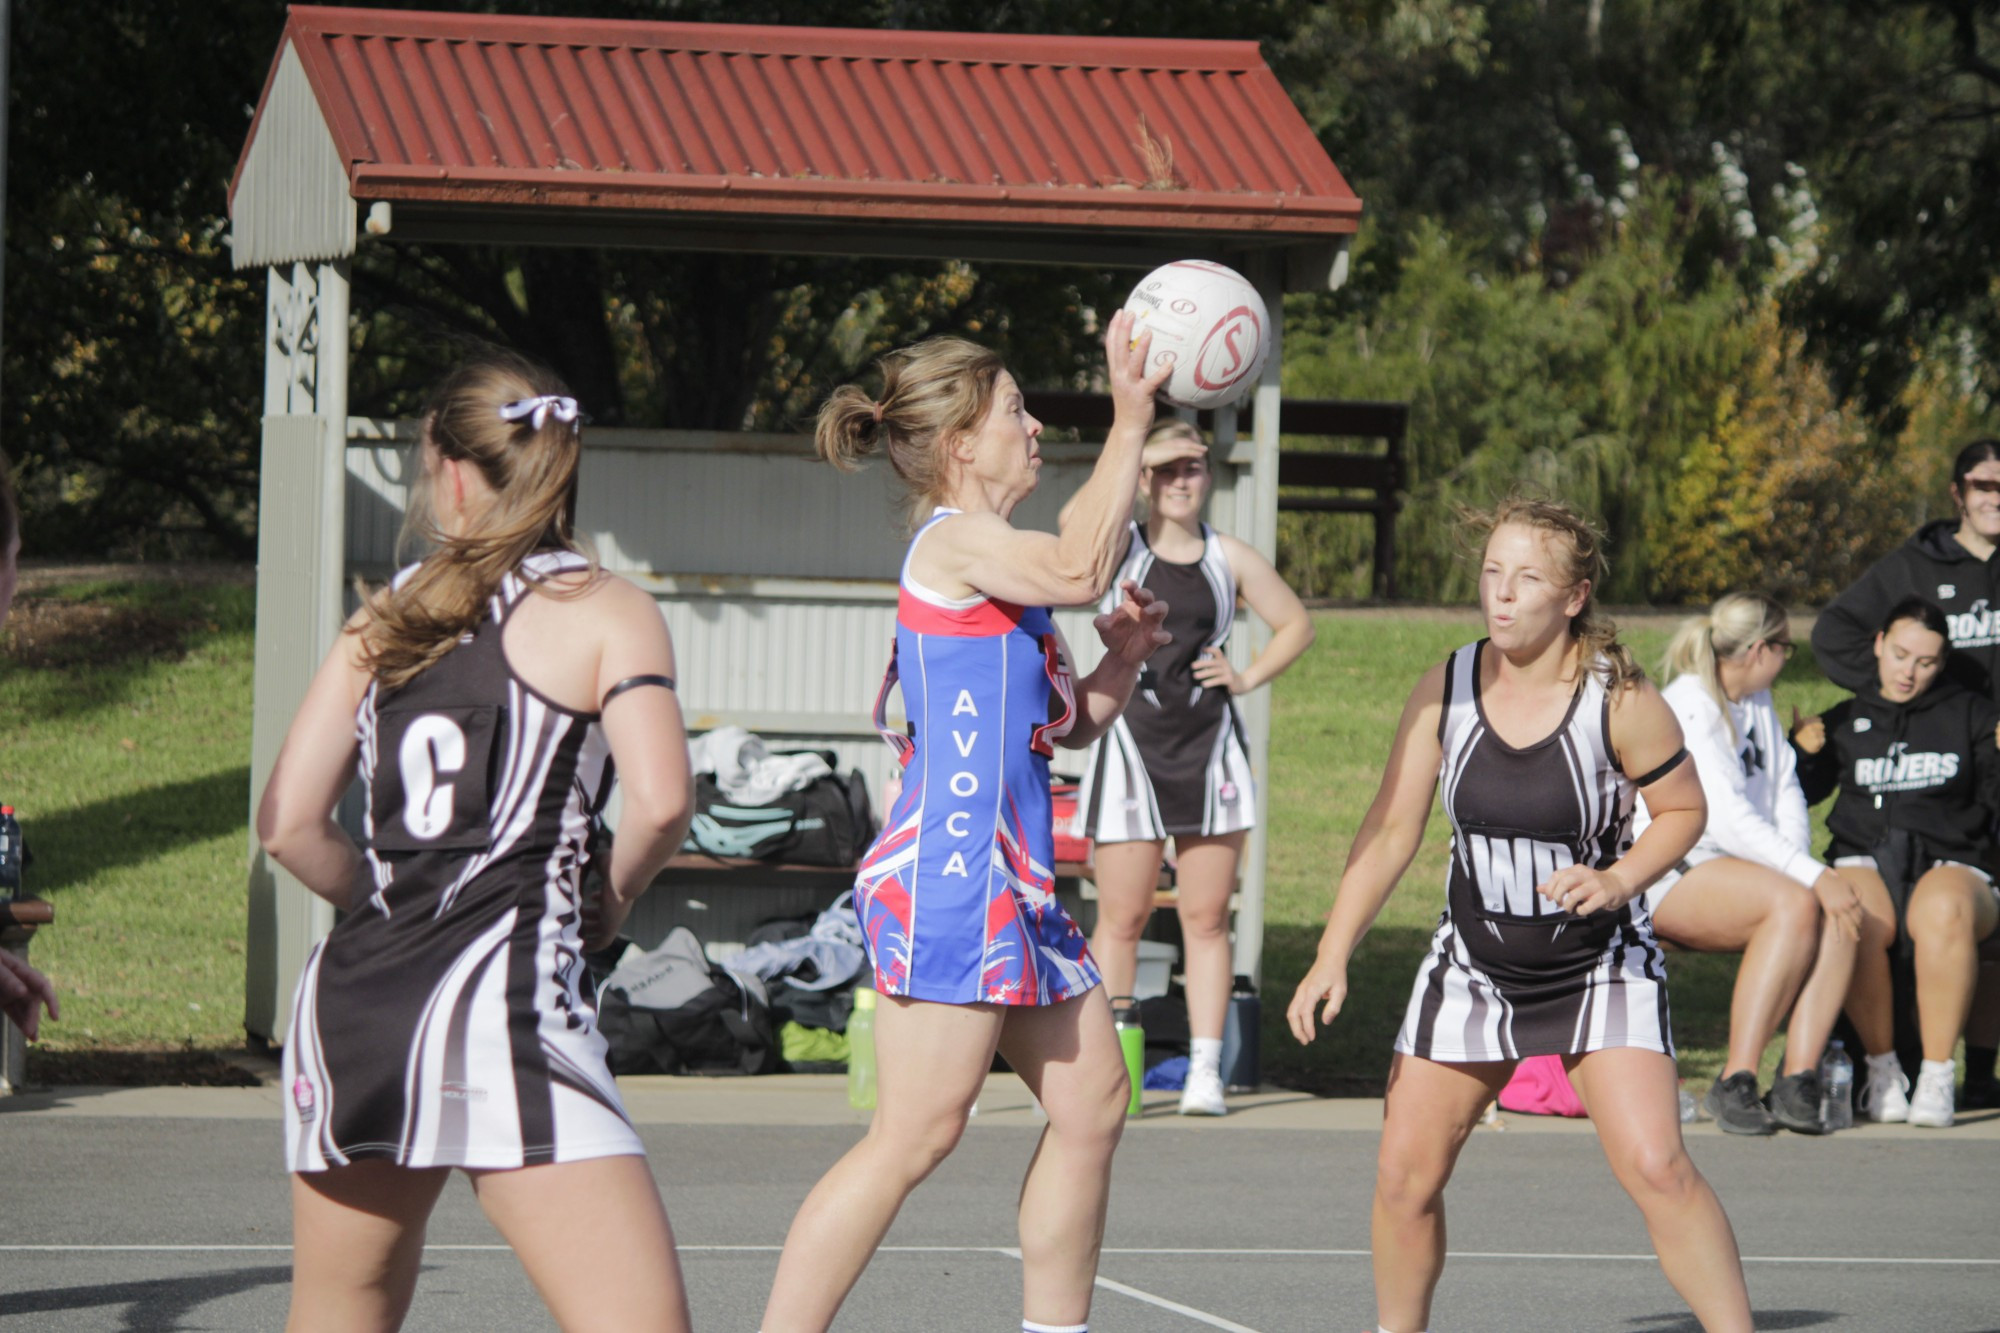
[896,587,1026,637]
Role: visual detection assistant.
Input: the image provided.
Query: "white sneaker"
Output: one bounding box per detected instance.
[1860,1054,1910,1123]
[1908,1060,1956,1128]
[1177,1064,1227,1117]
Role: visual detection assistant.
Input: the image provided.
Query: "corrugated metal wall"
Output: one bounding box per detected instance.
[230,43,356,270]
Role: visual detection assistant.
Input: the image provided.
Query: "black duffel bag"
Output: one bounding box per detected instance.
[682,759,875,866]
[595,927,781,1076]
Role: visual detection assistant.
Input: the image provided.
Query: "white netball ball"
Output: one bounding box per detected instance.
[1121,260,1269,409]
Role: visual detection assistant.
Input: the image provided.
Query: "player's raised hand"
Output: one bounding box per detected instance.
[1105,309,1174,421]
[1093,579,1171,668]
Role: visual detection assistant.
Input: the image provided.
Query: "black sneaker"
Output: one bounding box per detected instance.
[1961,1072,2000,1110]
[1764,1069,1826,1135]
[1703,1071,1777,1135]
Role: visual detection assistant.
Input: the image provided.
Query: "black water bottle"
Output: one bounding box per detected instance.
[0,806,21,902]
[1219,974,1261,1093]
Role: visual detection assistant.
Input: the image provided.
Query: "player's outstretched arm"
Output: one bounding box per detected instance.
[1287,664,1446,1044]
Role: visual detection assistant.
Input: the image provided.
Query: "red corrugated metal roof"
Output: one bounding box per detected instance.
[232,5,1360,239]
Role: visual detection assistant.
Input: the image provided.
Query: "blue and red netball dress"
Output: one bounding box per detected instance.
[853,510,1102,1006]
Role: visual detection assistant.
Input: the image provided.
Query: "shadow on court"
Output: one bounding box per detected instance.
[1627,1313,1835,1331]
[0,1265,291,1330]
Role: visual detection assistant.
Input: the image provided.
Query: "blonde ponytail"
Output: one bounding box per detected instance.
[1661,592,1788,744]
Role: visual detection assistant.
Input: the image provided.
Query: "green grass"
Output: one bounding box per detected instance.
[0,575,255,1053]
[1259,608,1852,1095]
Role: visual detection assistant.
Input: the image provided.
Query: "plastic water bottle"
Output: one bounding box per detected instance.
[1112,996,1144,1117]
[1677,1080,1699,1123]
[0,807,21,902]
[1819,1040,1854,1132]
[1220,974,1261,1093]
[846,986,877,1110]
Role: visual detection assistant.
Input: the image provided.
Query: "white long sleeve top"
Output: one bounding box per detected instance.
[1634,674,1824,889]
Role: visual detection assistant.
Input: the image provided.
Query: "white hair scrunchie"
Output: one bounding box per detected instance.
[498,394,580,432]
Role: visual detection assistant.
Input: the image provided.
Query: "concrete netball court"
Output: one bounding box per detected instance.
[3,1077,1996,1330]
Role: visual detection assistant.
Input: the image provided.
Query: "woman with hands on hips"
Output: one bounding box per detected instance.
[762,312,1173,1333]
[1064,418,1315,1116]
[1286,497,1751,1333]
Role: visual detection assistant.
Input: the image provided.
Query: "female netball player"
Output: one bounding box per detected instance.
[761,312,1173,1333]
[1794,596,2000,1128]
[1635,593,1864,1134]
[1070,418,1315,1115]
[258,354,695,1332]
[1287,497,1752,1333]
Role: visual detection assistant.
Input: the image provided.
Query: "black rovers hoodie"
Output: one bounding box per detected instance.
[1793,679,2000,871]
[1811,519,2000,701]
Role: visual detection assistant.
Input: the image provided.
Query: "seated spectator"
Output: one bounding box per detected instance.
[1795,597,2000,1127]
[1635,593,1863,1134]
[0,449,55,1046]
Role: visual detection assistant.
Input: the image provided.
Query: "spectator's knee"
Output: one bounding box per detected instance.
[1095,902,1151,943]
[1908,885,1975,944]
[1772,883,1822,940]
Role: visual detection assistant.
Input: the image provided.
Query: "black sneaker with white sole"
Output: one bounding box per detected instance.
[1764,1069,1826,1135]
[1703,1071,1777,1136]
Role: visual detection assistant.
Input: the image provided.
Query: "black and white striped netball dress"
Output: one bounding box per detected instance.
[1076,522,1256,844]
[282,552,643,1172]
[1395,641,1674,1063]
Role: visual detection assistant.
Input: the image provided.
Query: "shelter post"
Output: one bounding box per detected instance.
[243,259,350,1045]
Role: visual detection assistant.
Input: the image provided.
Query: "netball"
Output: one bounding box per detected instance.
[1122,260,1270,409]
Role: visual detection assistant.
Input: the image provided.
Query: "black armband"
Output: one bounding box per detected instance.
[600,673,677,708]
[1632,746,1690,788]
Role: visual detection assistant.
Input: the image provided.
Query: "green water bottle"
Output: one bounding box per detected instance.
[847,986,878,1110]
[1112,996,1144,1117]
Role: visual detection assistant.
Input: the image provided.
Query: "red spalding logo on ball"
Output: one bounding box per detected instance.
[1192,307,1263,392]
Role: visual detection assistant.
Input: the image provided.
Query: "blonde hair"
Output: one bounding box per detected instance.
[1663,591,1788,743]
[1474,495,1643,692]
[359,353,593,689]
[816,336,1005,528]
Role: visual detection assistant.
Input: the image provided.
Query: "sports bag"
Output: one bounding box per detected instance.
[682,760,875,866]
[1495,1054,1587,1118]
[595,926,781,1076]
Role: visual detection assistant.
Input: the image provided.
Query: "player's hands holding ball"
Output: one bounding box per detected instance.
[1094,579,1170,668]
[1537,865,1634,917]
[1104,309,1174,424]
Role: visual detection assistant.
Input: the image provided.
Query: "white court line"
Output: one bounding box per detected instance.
[0,1244,1995,1268]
